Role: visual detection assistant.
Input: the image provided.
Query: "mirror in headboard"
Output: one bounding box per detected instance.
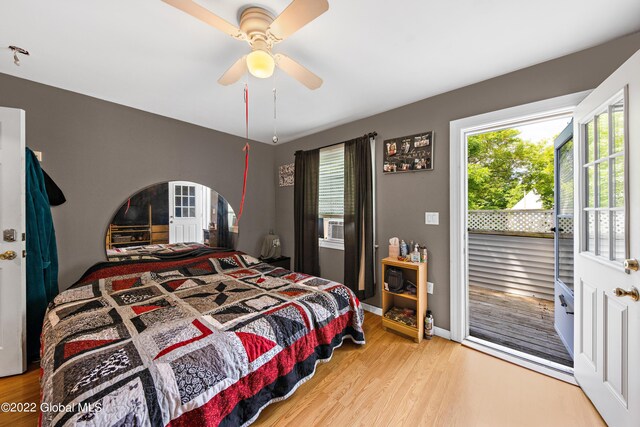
[105,181,238,257]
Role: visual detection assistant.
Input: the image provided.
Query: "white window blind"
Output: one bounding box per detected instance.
[319,143,344,217]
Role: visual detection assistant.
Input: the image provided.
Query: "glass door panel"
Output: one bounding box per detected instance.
[554,120,575,360]
[581,95,627,262]
[555,124,574,290]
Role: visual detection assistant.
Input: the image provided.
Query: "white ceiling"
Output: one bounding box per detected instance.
[1,0,639,144]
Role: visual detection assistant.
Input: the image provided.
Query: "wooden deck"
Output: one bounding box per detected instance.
[469,285,573,367]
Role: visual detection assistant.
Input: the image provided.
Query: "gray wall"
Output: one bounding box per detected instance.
[2,31,639,327]
[274,31,640,330]
[0,73,276,289]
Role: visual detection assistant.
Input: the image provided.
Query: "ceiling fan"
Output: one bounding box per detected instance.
[162,0,328,90]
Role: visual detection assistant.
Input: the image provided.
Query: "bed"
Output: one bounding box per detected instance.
[39,246,365,426]
[105,242,208,261]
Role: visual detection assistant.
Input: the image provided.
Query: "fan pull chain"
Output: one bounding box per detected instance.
[244,83,249,140]
[272,87,278,144]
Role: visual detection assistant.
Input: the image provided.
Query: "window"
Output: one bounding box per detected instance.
[319,144,344,249]
[175,185,196,218]
[582,94,626,262]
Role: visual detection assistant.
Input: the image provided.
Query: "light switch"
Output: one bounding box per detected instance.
[33,151,43,162]
[425,212,439,225]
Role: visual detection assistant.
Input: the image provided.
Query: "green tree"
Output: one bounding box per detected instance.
[467,129,554,210]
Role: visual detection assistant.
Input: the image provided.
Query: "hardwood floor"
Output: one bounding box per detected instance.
[256,313,601,426]
[0,362,40,426]
[0,313,602,426]
[469,285,573,366]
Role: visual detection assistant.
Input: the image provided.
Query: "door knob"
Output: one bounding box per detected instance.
[624,259,639,271]
[613,287,640,301]
[0,250,17,260]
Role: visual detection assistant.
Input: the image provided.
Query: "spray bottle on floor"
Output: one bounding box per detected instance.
[425,310,434,340]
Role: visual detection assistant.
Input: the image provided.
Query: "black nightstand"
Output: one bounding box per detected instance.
[260,256,291,270]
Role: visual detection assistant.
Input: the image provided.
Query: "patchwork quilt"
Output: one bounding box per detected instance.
[105,242,214,262]
[40,250,365,426]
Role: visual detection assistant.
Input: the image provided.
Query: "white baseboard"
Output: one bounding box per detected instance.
[361,302,382,316]
[434,327,451,340]
[361,303,451,341]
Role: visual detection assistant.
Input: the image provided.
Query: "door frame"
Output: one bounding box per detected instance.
[449,91,590,381]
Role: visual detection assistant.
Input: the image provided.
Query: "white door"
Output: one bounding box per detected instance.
[169,181,203,244]
[553,122,575,358]
[573,49,640,426]
[0,107,27,377]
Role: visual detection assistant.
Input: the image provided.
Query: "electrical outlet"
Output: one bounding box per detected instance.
[427,281,434,294]
[425,212,439,225]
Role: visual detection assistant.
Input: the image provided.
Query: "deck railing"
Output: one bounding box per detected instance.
[468,209,573,238]
[468,234,555,300]
[467,209,572,300]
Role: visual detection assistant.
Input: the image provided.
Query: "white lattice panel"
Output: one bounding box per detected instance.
[468,210,573,235]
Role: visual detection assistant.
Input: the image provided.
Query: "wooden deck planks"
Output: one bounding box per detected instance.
[469,285,573,366]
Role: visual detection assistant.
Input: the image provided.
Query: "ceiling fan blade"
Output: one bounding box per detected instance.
[162,0,244,39]
[274,53,322,90]
[268,0,329,41]
[218,56,248,85]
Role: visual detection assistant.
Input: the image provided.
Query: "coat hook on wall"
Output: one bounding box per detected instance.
[9,46,29,66]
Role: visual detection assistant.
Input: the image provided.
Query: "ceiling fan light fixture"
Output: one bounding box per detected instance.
[246,50,275,79]
[164,0,326,88]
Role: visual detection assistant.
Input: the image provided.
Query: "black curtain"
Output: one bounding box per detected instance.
[217,196,230,248]
[344,136,375,300]
[294,149,320,276]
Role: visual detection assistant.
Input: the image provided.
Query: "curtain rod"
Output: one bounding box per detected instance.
[295,132,377,154]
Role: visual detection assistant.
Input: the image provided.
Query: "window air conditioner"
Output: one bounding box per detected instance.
[327,220,344,240]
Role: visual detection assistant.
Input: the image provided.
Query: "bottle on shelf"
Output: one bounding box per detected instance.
[425,310,434,340]
[411,244,420,262]
[400,239,408,257]
[421,247,428,263]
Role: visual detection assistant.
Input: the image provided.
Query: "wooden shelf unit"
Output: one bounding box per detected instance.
[106,204,169,250]
[151,225,169,244]
[381,257,428,343]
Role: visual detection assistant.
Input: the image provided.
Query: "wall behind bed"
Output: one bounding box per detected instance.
[0,74,277,289]
[274,31,640,331]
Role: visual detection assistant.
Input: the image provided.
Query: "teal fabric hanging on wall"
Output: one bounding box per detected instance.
[25,147,59,362]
